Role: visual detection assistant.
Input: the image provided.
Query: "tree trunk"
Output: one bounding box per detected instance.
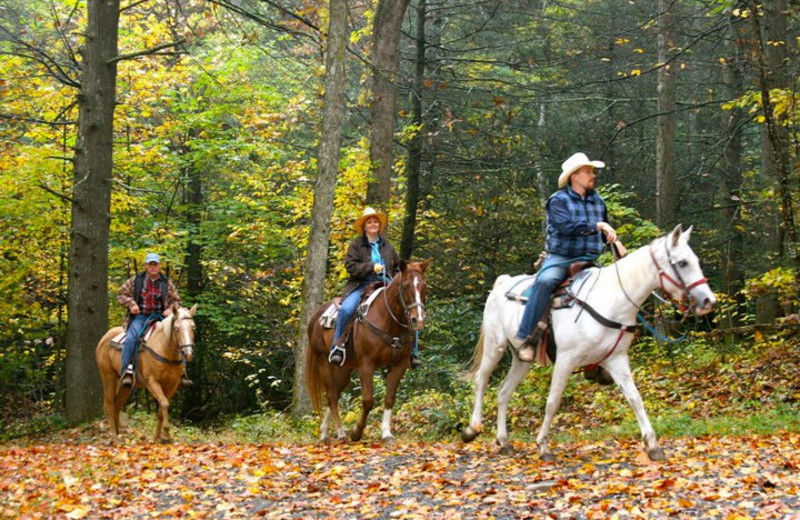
[655,0,677,229]
[65,0,120,423]
[718,11,747,297]
[292,0,349,418]
[366,0,412,208]
[400,0,426,260]
[750,0,796,266]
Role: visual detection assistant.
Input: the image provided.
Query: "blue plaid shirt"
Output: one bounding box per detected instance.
[545,186,609,259]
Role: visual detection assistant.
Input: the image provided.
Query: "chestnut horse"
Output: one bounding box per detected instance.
[95,303,196,444]
[306,259,431,442]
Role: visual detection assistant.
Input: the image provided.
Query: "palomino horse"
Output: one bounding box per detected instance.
[95,303,197,444]
[307,259,431,442]
[462,225,715,460]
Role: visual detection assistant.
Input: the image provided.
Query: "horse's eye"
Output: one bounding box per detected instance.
[677,260,688,268]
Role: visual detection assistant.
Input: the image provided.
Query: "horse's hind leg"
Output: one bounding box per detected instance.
[603,358,665,461]
[462,334,506,443]
[101,378,121,443]
[536,361,573,461]
[495,356,531,454]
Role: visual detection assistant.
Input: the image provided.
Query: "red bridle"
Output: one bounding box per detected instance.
[649,241,708,312]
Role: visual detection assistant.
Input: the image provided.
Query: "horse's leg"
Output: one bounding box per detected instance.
[380,366,407,442]
[462,333,506,442]
[101,378,120,443]
[144,381,173,444]
[535,360,573,461]
[319,408,333,443]
[603,357,665,461]
[350,364,376,442]
[495,356,531,454]
[322,368,350,442]
[113,385,132,437]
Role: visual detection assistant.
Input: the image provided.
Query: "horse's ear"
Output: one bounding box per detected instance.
[399,259,408,272]
[172,302,181,315]
[189,303,197,317]
[683,225,693,242]
[419,258,432,272]
[669,224,683,247]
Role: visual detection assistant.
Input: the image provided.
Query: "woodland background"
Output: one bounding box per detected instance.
[1,0,799,439]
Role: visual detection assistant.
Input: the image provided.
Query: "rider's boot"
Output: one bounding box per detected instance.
[518,322,546,363]
[120,364,134,387]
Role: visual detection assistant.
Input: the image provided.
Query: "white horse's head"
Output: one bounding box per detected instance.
[653,224,716,315]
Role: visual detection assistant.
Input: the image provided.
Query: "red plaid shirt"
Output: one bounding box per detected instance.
[139,277,164,315]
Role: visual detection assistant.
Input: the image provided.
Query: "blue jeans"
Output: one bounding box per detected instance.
[332,283,368,347]
[121,313,159,375]
[515,253,574,340]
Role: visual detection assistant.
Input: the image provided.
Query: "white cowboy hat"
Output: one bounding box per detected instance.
[354,207,388,235]
[558,152,605,189]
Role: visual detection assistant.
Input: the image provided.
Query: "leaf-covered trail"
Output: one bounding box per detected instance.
[2,434,799,519]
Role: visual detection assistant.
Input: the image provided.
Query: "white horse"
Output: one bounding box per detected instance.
[462,224,716,460]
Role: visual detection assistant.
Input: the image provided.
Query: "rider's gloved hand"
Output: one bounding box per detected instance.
[373,263,384,273]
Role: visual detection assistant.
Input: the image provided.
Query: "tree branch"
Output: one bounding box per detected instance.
[110,39,187,63]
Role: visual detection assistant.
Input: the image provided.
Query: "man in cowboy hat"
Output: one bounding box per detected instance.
[515,152,627,365]
[117,252,192,387]
[328,207,426,368]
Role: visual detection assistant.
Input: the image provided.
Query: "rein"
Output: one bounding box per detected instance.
[649,240,708,312]
[359,269,425,349]
[142,314,193,365]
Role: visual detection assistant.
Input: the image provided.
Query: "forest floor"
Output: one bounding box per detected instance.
[2,334,800,519]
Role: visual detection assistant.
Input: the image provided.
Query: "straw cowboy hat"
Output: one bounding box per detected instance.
[354,207,388,235]
[558,152,605,189]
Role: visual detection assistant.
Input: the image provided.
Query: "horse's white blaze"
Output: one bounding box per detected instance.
[464,225,713,460]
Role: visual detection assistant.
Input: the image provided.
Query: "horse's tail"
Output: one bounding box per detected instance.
[461,327,485,380]
[305,311,326,413]
[306,344,323,413]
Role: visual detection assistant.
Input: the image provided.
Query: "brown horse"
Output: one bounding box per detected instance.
[95,303,197,444]
[307,259,431,443]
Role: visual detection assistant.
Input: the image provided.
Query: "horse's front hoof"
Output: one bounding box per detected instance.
[647,446,666,461]
[461,426,479,443]
[382,435,396,445]
[349,429,363,442]
[158,438,173,445]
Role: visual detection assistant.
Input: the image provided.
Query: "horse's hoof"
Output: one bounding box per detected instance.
[158,438,173,445]
[382,435,396,445]
[540,452,556,462]
[349,429,363,442]
[498,443,514,456]
[647,446,666,461]
[461,426,479,443]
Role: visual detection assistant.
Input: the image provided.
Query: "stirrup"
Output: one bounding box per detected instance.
[410,354,422,369]
[120,365,134,387]
[328,346,346,366]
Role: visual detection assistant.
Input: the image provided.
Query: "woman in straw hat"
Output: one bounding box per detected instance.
[328,207,420,367]
[515,152,626,365]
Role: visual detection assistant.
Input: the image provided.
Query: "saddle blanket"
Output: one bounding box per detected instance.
[109,322,158,350]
